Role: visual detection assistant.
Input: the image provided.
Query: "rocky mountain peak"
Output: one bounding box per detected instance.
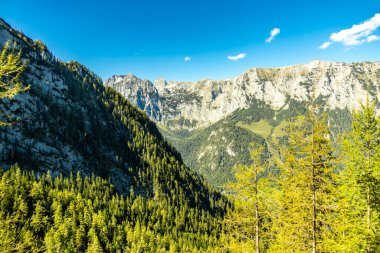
[104,74,161,120]
[154,77,167,87]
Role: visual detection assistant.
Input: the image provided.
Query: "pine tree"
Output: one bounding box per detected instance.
[86,228,104,253]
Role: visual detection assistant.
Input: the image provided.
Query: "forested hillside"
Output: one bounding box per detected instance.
[0,166,225,252]
[0,17,229,252]
[0,18,226,212]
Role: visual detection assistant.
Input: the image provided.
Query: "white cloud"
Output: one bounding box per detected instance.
[320,13,380,49]
[266,27,280,43]
[367,35,380,43]
[227,53,247,61]
[184,56,191,62]
[319,41,331,49]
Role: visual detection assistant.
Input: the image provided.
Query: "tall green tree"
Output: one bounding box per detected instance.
[222,145,272,253]
[270,107,336,253]
[338,98,380,252]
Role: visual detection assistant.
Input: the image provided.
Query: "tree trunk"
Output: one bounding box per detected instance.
[255,201,260,253]
[312,182,316,253]
[255,167,260,253]
[311,110,317,253]
[367,186,371,252]
[367,141,371,253]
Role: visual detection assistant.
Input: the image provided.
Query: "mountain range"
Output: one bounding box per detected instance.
[105,60,380,186]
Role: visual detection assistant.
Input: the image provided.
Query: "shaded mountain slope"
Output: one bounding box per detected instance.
[0,18,226,214]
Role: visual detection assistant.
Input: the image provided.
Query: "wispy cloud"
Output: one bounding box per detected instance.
[319,13,380,49]
[266,27,280,43]
[184,56,191,62]
[227,53,247,61]
[367,35,380,43]
[319,42,331,50]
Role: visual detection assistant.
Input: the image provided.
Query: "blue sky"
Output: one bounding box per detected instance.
[1,0,379,82]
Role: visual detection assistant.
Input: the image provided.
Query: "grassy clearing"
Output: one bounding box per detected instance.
[236,119,273,138]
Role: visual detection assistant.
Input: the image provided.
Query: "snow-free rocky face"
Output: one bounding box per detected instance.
[105,60,380,186]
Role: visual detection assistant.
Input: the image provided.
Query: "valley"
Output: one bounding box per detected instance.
[105,61,377,186]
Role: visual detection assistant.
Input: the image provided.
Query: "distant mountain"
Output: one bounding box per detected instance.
[105,60,380,186]
[0,18,226,214]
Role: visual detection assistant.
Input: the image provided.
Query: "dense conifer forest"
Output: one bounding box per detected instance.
[0,166,225,252]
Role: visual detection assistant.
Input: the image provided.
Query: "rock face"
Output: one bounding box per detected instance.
[105,60,380,131]
[105,60,380,186]
[0,19,89,176]
[0,18,226,211]
[104,74,162,120]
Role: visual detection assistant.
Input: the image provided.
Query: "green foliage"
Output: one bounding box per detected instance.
[159,99,277,188]
[2,57,227,214]
[0,41,27,99]
[3,18,380,252]
[236,119,273,139]
[270,107,336,252]
[333,98,380,252]
[222,145,274,253]
[34,39,48,52]
[222,100,380,252]
[0,26,229,252]
[0,166,225,252]
[0,40,29,126]
[160,91,353,189]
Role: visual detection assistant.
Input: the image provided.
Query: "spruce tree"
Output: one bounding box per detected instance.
[339,98,380,252]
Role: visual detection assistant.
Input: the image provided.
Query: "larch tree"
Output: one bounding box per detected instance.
[222,145,273,253]
[270,106,336,253]
[0,40,28,126]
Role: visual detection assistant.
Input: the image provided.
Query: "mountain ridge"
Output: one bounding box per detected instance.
[105,59,380,186]
[106,60,380,132]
